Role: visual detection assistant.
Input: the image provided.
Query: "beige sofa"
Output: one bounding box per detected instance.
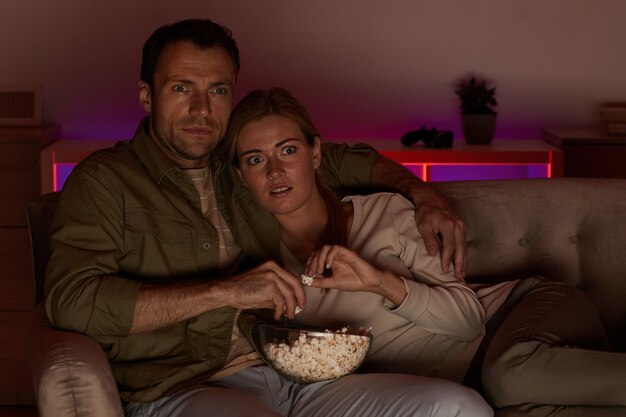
[28,177,626,416]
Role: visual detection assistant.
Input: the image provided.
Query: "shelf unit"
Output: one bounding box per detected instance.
[41,138,562,193]
[0,125,58,406]
[342,139,562,181]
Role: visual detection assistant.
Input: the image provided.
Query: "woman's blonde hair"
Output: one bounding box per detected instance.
[224,87,347,248]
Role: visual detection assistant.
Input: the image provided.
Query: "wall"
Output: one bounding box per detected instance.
[1,0,625,141]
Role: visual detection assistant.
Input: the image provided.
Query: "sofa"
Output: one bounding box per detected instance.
[28,177,626,416]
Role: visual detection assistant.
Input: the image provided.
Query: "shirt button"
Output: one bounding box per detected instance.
[201,241,212,250]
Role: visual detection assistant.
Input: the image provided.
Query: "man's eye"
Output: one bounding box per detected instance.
[247,155,263,166]
[173,85,188,93]
[210,87,228,96]
[282,145,297,155]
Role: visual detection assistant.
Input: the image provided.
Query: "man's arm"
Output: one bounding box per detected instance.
[130,261,305,333]
[369,156,467,279]
[45,157,304,338]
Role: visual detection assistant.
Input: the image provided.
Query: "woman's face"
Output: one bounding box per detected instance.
[236,115,322,218]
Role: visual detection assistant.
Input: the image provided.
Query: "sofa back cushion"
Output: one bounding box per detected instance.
[434,178,626,350]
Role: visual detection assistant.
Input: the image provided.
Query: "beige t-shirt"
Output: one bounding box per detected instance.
[185,167,242,268]
[283,192,517,382]
[185,168,262,380]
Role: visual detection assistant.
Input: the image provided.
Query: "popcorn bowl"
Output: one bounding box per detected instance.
[251,323,371,384]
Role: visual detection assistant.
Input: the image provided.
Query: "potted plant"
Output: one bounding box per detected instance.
[455,76,498,144]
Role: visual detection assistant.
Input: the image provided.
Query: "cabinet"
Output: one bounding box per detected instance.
[542,128,626,179]
[0,126,58,405]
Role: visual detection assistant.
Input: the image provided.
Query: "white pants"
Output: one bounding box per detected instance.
[126,366,492,417]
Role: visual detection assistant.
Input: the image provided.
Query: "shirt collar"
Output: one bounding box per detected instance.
[128,117,183,185]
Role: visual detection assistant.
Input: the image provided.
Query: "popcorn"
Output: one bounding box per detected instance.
[262,327,371,383]
[301,273,315,286]
[283,306,303,316]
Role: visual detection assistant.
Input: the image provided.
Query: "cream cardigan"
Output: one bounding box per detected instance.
[282,192,517,382]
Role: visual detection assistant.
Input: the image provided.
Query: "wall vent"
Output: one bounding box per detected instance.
[0,83,43,126]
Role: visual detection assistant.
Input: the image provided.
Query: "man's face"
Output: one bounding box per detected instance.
[139,41,236,169]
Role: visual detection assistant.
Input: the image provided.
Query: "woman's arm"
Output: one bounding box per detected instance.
[319,142,467,279]
[306,243,483,341]
[305,193,483,341]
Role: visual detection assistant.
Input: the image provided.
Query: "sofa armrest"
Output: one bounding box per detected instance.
[29,302,124,417]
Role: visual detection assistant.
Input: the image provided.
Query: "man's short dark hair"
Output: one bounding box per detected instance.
[141,19,240,88]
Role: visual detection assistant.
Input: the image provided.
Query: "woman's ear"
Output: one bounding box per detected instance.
[138,80,152,113]
[312,136,322,169]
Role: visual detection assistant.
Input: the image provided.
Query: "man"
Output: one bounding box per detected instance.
[45,19,485,416]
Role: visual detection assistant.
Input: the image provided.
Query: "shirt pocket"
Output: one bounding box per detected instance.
[124,209,196,276]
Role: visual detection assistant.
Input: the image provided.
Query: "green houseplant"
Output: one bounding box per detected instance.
[455,76,498,144]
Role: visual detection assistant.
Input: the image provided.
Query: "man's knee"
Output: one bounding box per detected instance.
[127,385,281,417]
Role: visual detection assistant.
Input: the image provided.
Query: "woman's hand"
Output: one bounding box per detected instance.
[304,245,407,305]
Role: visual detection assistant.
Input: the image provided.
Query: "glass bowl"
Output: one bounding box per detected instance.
[251,323,371,384]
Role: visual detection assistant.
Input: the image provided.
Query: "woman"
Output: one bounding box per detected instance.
[224,87,626,416]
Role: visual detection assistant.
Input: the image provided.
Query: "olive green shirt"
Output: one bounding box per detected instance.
[44,118,379,403]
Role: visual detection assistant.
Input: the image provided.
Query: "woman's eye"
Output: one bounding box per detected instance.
[282,145,297,155]
[247,155,263,166]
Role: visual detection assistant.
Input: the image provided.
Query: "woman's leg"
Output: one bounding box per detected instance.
[127,366,493,417]
[482,281,626,410]
[292,373,493,417]
[227,366,494,417]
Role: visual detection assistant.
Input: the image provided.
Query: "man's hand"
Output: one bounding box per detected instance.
[131,260,305,333]
[223,261,306,321]
[368,156,467,279]
[414,203,467,280]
